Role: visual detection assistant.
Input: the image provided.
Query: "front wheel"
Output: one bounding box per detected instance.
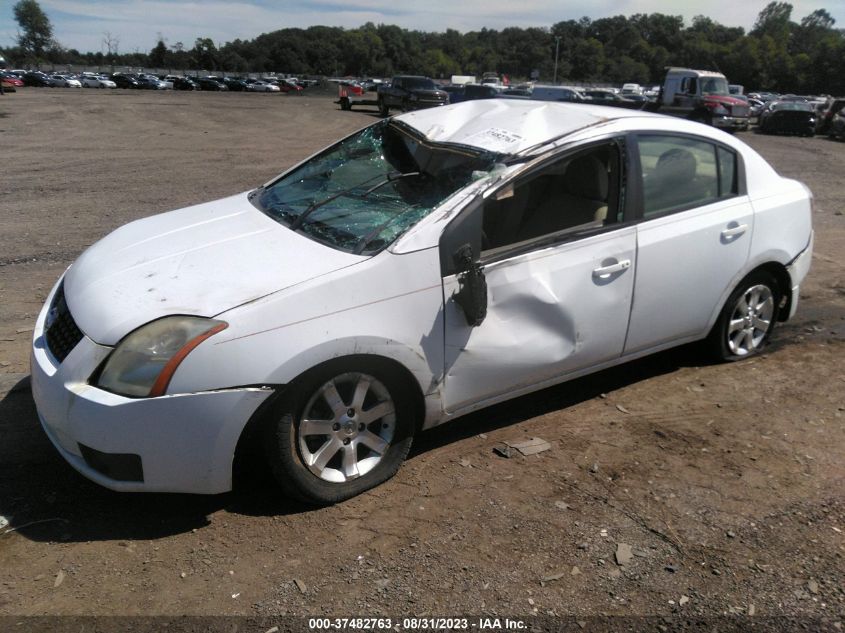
[378,99,389,117]
[340,97,351,111]
[707,270,781,361]
[264,357,417,505]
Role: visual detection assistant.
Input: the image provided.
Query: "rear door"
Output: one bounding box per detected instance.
[624,133,753,354]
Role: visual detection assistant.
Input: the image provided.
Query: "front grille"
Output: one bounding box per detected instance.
[731,105,749,117]
[45,283,84,363]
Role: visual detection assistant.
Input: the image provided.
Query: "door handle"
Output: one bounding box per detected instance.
[592,259,631,278]
[721,223,748,239]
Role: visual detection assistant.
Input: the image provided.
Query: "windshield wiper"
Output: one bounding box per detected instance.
[363,171,420,196]
[289,172,421,231]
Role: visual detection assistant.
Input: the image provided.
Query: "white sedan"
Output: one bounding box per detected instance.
[247,80,280,92]
[31,101,813,504]
[80,75,117,89]
[49,75,82,88]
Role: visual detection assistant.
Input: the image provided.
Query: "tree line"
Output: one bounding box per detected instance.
[6,0,845,94]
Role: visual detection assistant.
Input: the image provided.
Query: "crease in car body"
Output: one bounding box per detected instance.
[214,282,442,345]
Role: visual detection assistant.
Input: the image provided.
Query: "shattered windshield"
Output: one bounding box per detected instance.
[701,77,730,96]
[253,120,503,254]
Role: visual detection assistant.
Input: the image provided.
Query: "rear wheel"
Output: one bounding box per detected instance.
[707,270,780,361]
[264,357,417,505]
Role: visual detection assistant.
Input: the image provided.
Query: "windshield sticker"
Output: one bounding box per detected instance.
[463,128,524,152]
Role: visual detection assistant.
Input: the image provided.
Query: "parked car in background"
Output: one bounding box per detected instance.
[446,83,500,104]
[337,81,368,109]
[748,98,766,120]
[23,72,54,87]
[621,82,643,96]
[111,74,140,89]
[530,85,586,102]
[1,72,24,91]
[816,98,845,135]
[748,92,779,102]
[275,79,303,94]
[50,75,82,88]
[172,77,198,91]
[583,90,642,109]
[30,100,813,505]
[81,75,117,89]
[828,109,845,140]
[135,76,166,90]
[377,75,449,116]
[247,80,280,93]
[500,87,532,97]
[223,77,249,92]
[758,100,817,136]
[194,77,228,91]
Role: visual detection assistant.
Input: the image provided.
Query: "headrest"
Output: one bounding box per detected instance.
[654,148,697,184]
[564,154,609,201]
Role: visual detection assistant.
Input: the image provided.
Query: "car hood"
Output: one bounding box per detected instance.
[64,192,367,345]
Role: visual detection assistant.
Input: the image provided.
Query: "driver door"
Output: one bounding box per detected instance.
[439,139,637,414]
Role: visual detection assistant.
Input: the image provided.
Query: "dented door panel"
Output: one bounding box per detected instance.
[442,227,636,413]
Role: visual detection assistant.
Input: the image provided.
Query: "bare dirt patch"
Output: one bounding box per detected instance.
[0,90,843,622]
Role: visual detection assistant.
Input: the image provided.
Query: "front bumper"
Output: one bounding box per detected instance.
[712,115,750,131]
[30,281,273,494]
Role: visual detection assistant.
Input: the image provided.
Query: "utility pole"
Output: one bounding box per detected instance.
[553,36,561,84]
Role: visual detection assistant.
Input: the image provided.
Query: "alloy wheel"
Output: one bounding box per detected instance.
[726,284,774,356]
[297,372,396,483]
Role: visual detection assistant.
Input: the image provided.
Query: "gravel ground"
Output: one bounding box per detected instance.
[0,89,843,627]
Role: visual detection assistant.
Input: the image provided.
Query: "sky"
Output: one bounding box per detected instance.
[2,0,844,55]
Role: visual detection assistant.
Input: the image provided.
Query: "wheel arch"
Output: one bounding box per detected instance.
[755,261,792,321]
[706,260,792,338]
[232,352,427,484]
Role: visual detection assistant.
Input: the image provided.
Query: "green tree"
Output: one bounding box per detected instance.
[751,2,793,44]
[13,0,53,60]
[569,38,605,80]
[192,37,218,70]
[149,39,168,67]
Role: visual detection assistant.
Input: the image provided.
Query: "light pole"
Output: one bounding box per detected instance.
[553,36,561,84]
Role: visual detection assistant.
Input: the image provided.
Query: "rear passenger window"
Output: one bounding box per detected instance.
[717,147,737,196]
[638,135,738,218]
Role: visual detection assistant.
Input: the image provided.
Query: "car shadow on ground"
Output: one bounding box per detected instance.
[408,341,716,457]
[1,335,802,544]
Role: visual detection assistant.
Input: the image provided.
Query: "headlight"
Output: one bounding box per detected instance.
[96,316,227,397]
[710,104,729,115]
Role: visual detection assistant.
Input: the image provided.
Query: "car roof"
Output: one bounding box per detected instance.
[394,100,665,154]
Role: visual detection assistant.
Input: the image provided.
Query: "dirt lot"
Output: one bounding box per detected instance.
[0,89,843,626]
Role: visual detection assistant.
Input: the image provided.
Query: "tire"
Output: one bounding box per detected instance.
[379,99,389,117]
[263,356,417,505]
[706,270,781,362]
[340,97,351,111]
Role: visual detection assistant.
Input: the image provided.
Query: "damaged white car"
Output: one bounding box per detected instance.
[31,101,813,504]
